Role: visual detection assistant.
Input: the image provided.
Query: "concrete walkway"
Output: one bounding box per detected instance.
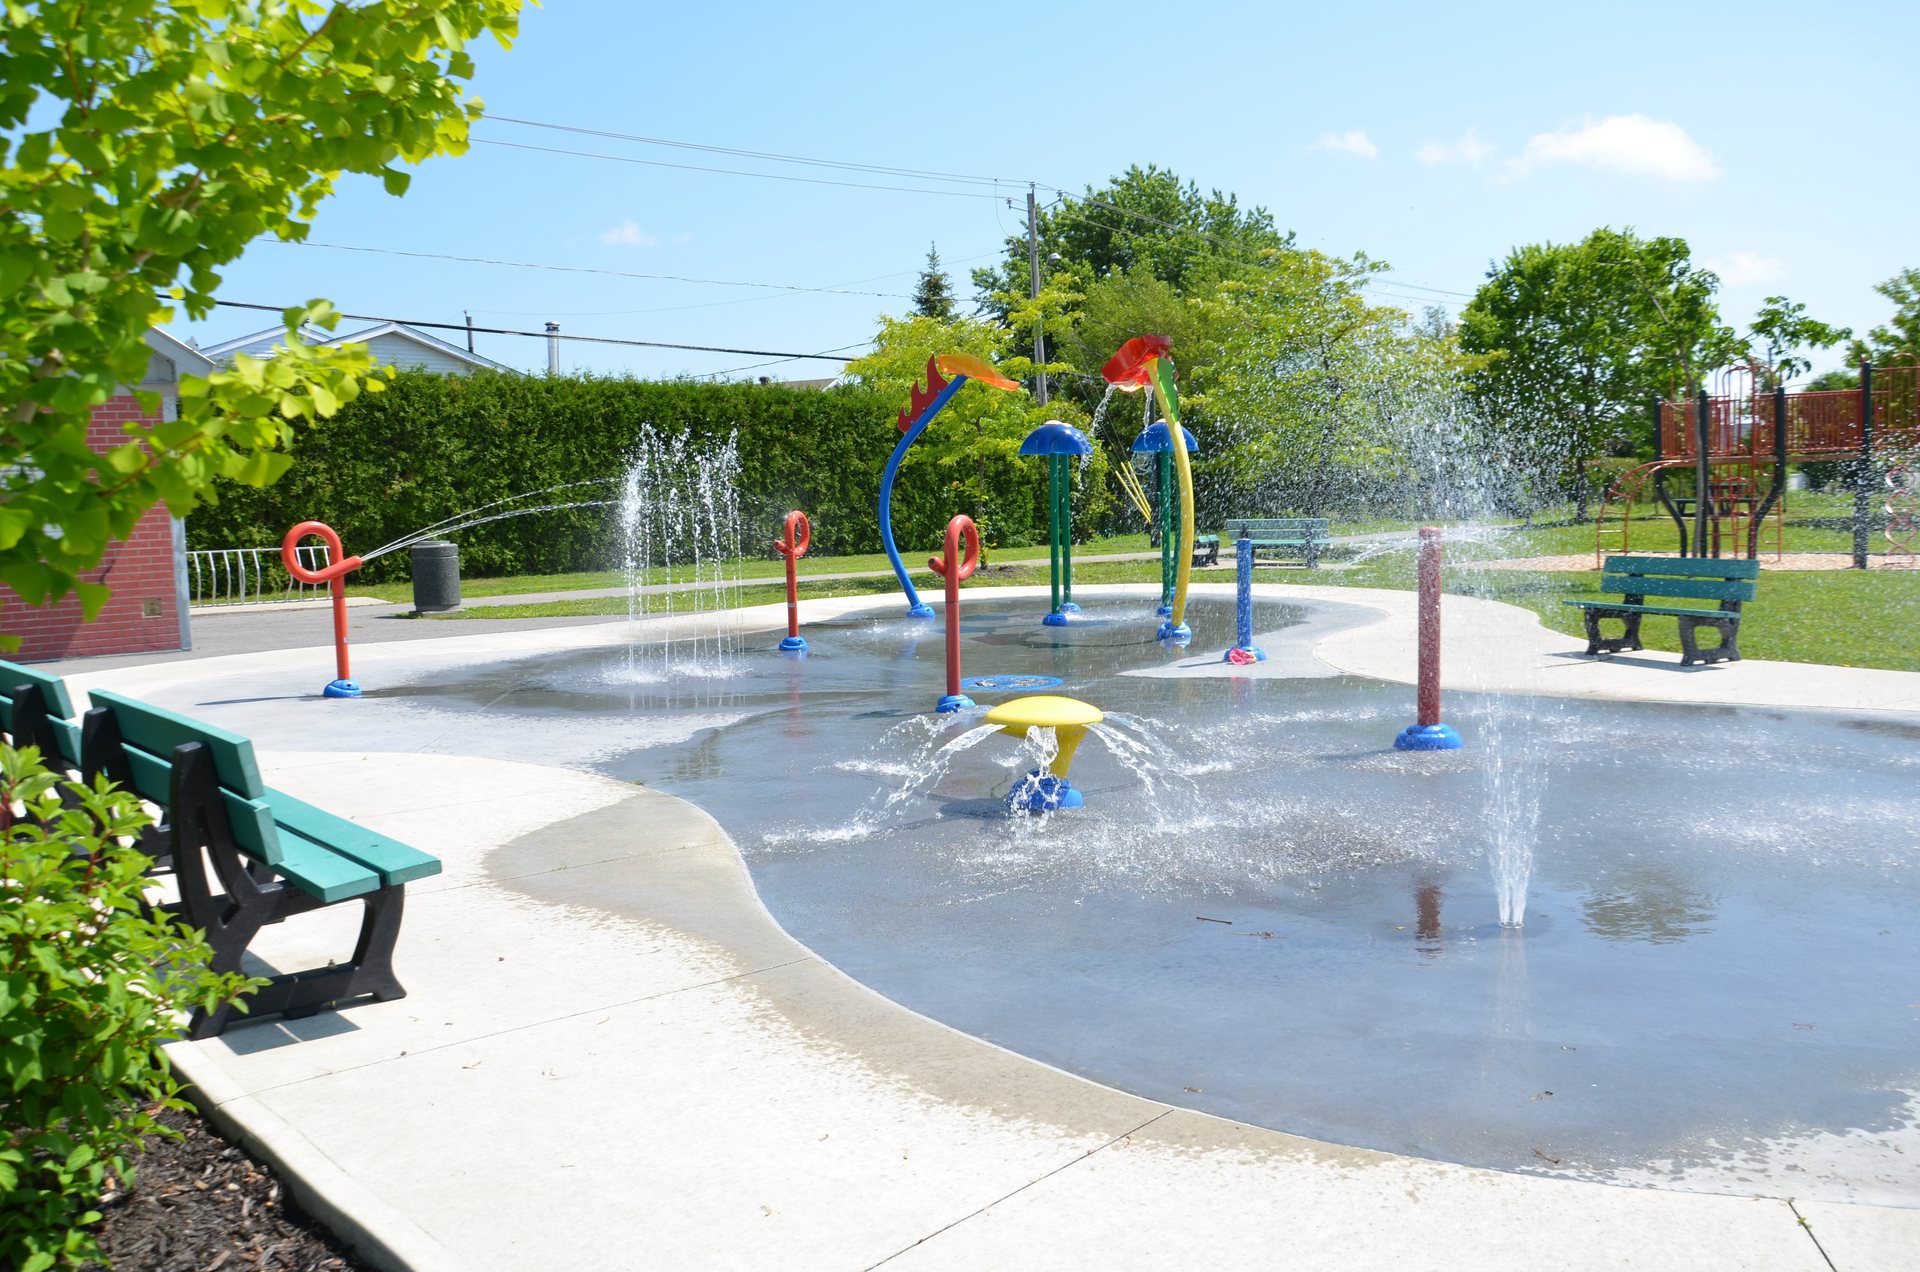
[51,585,1920,1270]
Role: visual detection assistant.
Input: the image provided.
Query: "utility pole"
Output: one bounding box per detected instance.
[1027,184,1047,405]
[545,321,560,375]
[464,310,475,353]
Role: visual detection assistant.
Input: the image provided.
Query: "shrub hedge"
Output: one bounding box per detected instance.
[186,372,1086,582]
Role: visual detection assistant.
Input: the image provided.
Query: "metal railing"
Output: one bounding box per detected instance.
[187,544,334,607]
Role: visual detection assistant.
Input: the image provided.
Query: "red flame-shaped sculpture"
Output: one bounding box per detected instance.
[897,355,952,432]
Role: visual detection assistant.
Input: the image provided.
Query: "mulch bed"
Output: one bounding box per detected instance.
[86,1105,369,1271]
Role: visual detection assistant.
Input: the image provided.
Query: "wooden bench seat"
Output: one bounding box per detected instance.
[1565,555,1760,666]
[1,660,440,1039]
[1223,517,1333,568]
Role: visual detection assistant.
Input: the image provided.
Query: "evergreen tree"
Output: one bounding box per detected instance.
[912,244,956,320]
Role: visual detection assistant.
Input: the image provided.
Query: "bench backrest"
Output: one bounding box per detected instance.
[84,688,282,865]
[1600,555,1760,604]
[1224,517,1330,537]
[0,658,81,764]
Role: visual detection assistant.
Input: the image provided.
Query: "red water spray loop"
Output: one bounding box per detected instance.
[774,511,812,650]
[927,516,980,710]
[282,521,366,696]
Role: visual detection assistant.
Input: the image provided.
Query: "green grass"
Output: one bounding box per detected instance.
[409,508,1920,673]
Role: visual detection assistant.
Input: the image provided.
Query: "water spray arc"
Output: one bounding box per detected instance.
[878,353,1020,618]
[1104,336,1194,641]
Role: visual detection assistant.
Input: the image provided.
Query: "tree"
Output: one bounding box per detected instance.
[911,243,955,320]
[1459,227,1737,515]
[1850,267,1920,366]
[1745,296,1851,386]
[971,166,1294,319]
[0,0,523,641]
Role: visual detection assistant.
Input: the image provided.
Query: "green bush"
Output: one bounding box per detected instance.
[0,746,261,1271]
[186,372,1081,583]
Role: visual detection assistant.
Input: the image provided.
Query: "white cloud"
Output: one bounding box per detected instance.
[1310,129,1379,160]
[1507,114,1720,182]
[1416,131,1492,169]
[598,220,658,247]
[1705,251,1786,286]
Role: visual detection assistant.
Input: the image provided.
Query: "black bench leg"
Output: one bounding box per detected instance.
[1582,609,1643,655]
[1679,617,1741,667]
[348,885,409,1004]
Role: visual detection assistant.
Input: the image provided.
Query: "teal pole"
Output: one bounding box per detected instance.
[1059,456,1076,611]
[1047,457,1063,616]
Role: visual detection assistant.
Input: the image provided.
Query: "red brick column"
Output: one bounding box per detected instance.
[3,394,189,662]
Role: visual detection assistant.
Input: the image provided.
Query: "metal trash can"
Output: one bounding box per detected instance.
[410,540,461,614]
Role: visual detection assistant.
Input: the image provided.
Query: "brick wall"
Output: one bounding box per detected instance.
[4,394,188,662]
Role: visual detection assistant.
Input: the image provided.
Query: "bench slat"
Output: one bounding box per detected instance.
[120,743,284,865]
[267,789,443,887]
[271,822,383,902]
[1603,555,1761,579]
[1597,575,1755,603]
[85,689,265,798]
[1567,601,1742,619]
[0,658,76,720]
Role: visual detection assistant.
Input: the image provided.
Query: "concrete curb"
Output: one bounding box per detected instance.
[167,1043,468,1272]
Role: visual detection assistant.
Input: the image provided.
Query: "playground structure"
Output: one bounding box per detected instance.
[1393,527,1461,751]
[1019,421,1094,625]
[281,521,365,698]
[878,353,1019,617]
[929,514,981,713]
[774,510,811,653]
[1104,337,1196,641]
[984,694,1104,812]
[1132,421,1197,618]
[1597,361,1920,565]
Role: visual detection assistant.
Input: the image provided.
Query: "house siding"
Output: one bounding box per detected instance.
[355,332,478,376]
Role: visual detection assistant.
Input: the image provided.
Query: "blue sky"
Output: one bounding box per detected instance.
[172,0,1919,382]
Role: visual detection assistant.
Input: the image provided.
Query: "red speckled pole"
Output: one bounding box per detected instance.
[282,521,365,695]
[1417,526,1442,727]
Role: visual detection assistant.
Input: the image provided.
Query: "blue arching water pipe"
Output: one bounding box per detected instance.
[879,374,970,619]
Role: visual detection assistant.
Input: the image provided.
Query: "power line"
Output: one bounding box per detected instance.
[470,137,1005,200]
[271,240,915,301]
[204,299,867,362]
[482,114,1031,189]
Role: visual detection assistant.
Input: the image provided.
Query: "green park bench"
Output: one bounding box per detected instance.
[1566,555,1761,667]
[1222,517,1333,568]
[0,661,440,1039]
[1191,534,1220,566]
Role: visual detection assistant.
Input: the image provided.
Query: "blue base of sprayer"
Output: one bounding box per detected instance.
[1157,621,1192,644]
[907,603,936,620]
[1394,723,1462,751]
[935,693,975,714]
[323,679,362,699]
[1060,601,1081,614]
[1042,610,1072,627]
[1007,772,1082,812]
[779,635,808,653]
[1224,646,1267,663]
[1155,603,1173,618]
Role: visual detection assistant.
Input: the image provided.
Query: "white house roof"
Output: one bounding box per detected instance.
[142,327,215,379]
[199,320,516,374]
